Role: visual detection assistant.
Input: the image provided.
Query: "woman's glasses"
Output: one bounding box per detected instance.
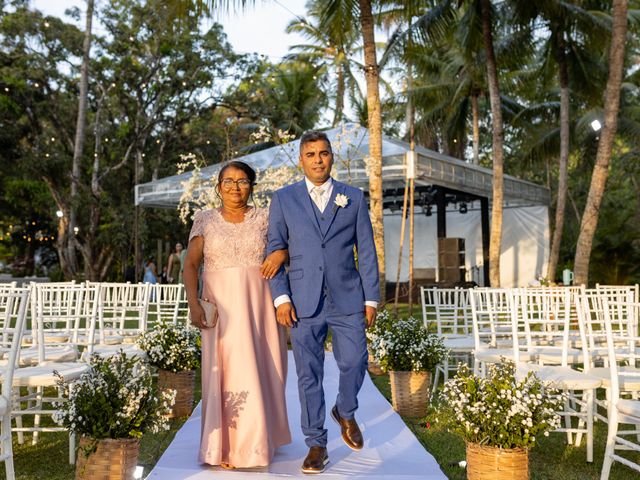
[220,178,252,190]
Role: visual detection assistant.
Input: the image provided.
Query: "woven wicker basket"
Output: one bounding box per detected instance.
[466,442,529,480]
[367,353,385,376]
[75,436,140,480]
[389,370,430,417]
[158,369,195,418]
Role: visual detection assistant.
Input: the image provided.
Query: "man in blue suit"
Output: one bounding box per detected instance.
[268,131,380,474]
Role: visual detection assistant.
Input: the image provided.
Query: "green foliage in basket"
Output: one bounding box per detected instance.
[137,320,201,372]
[439,361,565,449]
[367,314,447,372]
[54,351,175,440]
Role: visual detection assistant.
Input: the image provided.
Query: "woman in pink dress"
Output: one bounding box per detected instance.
[183,161,291,469]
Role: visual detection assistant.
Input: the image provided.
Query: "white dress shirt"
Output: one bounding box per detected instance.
[273,177,378,311]
[306,177,333,213]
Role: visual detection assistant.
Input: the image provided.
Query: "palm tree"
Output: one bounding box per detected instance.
[574,0,629,285]
[285,0,360,126]
[478,0,506,286]
[509,0,611,283]
[168,0,387,295]
[321,0,386,294]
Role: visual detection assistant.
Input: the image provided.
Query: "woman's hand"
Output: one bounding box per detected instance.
[260,249,289,279]
[189,302,207,329]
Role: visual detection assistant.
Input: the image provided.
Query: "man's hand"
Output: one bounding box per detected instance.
[365,305,377,328]
[276,302,297,327]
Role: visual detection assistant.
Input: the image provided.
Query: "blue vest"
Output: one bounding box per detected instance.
[310,197,333,236]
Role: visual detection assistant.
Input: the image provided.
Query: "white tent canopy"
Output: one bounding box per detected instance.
[135,124,550,287]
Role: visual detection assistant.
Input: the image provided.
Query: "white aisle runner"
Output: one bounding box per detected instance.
[147,351,447,479]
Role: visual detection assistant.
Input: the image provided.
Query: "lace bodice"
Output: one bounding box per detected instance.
[189,208,269,271]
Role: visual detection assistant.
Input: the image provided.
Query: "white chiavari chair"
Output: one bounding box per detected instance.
[577,289,640,426]
[513,288,601,462]
[469,288,516,376]
[83,283,148,361]
[423,288,474,392]
[11,284,89,464]
[152,284,187,324]
[19,283,88,367]
[600,298,640,479]
[95,282,150,342]
[0,286,29,480]
[510,288,583,365]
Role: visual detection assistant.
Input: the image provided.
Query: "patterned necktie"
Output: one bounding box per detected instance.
[311,186,325,212]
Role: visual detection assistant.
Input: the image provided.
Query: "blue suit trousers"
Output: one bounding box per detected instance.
[290,285,368,448]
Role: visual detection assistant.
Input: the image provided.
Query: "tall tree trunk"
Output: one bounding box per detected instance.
[67,0,94,278]
[546,26,570,282]
[333,62,345,127]
[480,0,505,287]
[358,0,386,297]
[471,92,480,164]
[574,0,628,285]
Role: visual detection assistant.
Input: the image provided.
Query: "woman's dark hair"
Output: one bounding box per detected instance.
[217,161,257,187]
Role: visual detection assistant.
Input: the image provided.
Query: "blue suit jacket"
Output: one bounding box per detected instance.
[267,179,380,318]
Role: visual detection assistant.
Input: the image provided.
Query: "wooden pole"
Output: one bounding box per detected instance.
[407,122,416,316]
[393,164,410,315]
[408,164,415,316]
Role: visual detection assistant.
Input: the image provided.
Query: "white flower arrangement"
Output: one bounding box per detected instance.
[334,193,349,208]
[439,361,565,449]
[367,313,447,372]
[137,321,201,372]
[54,351,175,440]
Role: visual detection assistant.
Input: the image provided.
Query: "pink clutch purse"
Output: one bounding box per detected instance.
[197,298,218,328]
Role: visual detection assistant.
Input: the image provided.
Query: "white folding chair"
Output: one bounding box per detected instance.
[600,298,640,479]
[0,286,30,480]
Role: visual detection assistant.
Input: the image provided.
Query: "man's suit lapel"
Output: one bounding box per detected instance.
[294,181,323,238]
[321,181,345,239]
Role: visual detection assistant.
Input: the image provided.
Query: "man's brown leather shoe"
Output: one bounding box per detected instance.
[301,446,329,474]
[331,405,364,450]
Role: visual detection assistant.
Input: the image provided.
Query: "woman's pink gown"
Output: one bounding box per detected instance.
[189,207,291,468]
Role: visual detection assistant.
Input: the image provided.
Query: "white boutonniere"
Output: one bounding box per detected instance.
[334,193,349,209]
